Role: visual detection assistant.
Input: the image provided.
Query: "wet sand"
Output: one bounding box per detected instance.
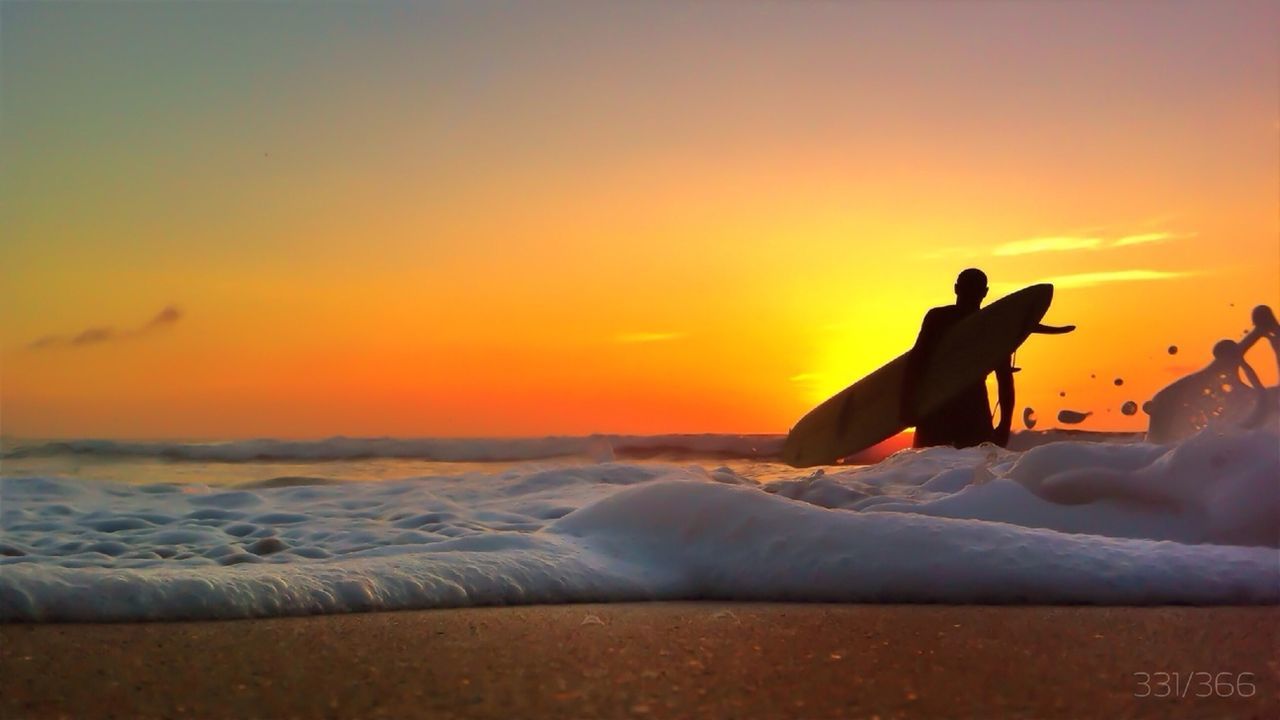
[3,604,1276,719]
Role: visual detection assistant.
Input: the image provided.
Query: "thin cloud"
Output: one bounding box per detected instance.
[28,305,183,350]
[993,236,1103,256]
[927,229,1188,260]
[1038,269,1192,289]
[614,331,686,344]
[1112,232,1185,247]
[146,305,183,328]
[1138,213,1179,227]
[71,327,116,346]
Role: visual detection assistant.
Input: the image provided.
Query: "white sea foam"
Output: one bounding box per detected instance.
[2,425,1277,621]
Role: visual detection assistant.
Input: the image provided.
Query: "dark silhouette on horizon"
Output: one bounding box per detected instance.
[900,268,1014,449]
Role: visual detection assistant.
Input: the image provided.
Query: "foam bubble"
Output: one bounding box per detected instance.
[2,426,1277,621]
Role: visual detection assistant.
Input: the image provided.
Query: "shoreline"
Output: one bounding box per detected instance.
[3,603,1276,719]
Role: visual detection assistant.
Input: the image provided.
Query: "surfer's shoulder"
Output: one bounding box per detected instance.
[923,305,958,325]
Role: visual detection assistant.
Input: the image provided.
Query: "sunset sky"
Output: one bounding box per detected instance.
[2,1,1277,439]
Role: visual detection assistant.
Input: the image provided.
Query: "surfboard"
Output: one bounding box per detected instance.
[782,283,1056,467]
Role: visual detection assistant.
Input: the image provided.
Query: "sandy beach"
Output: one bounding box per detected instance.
[3,603,1276,719]
[6,0,1280,717]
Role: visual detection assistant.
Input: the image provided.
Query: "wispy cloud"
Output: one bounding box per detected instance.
[614,331,686,344]
[1112,232,1183,247]
[27,335,69,350]
[145,305,183,328]
[29,305,184,350]
[1036,269,1192,289]
[993,236,1103,256]
[71,327,116,346]
[923,228,1190,260]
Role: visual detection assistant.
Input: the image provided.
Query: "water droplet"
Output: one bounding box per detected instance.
[1114,378,1124,386]
[1057,410,1092,424]
[1022,407,1038,429]
[1167,345,1178,355]
[1121,401,1137,416]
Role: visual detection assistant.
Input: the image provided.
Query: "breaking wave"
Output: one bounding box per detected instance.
[3,425,1276,621]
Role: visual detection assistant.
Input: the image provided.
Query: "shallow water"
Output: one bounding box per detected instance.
[2,428,1277,621]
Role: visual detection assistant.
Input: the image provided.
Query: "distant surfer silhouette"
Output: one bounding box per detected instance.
[900,269,1014,449]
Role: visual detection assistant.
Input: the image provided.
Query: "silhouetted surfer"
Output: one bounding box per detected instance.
[900,269,1014,448]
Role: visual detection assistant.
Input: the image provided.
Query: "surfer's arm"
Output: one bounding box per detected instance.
[993,355,1015,446]
[900,309,943,425]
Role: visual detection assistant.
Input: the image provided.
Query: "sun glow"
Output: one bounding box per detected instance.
[2,1,1276,438]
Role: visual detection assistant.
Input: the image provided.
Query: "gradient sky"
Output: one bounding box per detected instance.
[2,0,1277,439]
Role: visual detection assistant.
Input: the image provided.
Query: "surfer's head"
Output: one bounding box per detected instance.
[954,268,988,307]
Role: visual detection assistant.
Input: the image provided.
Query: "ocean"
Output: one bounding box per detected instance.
[2,428,1277,621]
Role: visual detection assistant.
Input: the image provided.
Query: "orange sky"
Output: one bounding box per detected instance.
[2,1,1277,439]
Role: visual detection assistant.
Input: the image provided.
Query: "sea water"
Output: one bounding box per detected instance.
[2,426,1277,621]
